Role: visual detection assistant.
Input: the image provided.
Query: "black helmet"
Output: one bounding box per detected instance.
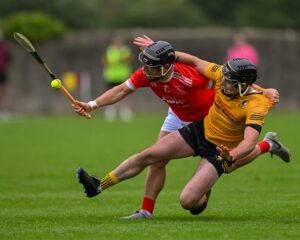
[222,58,257,85]
[138,41,176,67]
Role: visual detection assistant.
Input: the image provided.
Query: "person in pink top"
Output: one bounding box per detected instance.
[0,29,11,114]
[225,32,259,66]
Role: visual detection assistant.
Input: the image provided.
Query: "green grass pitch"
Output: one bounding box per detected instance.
[0,112,299,239]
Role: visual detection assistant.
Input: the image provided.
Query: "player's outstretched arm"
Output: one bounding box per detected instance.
[253,85,279,105]
[230,126,260,162]
[216,127,260,173]
[175,51,210,75]
[73,82,134,116]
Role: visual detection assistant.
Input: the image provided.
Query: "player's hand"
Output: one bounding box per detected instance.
[133,35,154,50]
[72,101,92,116]
[216,145,235,174]
[216,145,234,162]
[264,88,279,105]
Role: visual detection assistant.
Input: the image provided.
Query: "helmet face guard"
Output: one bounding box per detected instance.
[222,58,257,97]
[138,52,161,68]
[140,64,174,82]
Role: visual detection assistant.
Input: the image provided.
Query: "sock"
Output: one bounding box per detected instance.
[100,171,119,190]
[258,141,271,154]
[141,197,155,214]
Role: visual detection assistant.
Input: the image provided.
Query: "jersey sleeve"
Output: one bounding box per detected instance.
[128,68,149,89]
[204,63,223,90]
[245,98,272,126]
[204,63,223,82]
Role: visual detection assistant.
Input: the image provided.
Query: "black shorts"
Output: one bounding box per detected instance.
[179,119,224,176]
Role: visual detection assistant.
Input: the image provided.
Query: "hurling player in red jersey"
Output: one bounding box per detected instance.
[74,39,284,219]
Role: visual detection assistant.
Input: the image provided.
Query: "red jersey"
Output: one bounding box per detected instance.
[127,62,215,122]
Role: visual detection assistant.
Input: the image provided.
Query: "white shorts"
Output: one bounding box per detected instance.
[161,108,191,133]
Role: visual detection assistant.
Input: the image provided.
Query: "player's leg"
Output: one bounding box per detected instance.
[123,109,190,219]
[178,120,222,215]
[180,158,219,213]
[78,130,195,198]
[261,132,291,162]
[138,131,170,216]
[123,131,170,219]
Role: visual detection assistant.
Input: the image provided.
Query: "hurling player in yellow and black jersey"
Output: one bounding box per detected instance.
[77,51,291,218]
[204,62,271,149]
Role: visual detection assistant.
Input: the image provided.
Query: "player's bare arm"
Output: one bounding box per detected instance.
[263,88,279,104]
[229,126,260,162]
[74,82,134,115]
[95,82,134,107]
[216,126,260,173]
[253,85,279,104]
[174,51,210,75]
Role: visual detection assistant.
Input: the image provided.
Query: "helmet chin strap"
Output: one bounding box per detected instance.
[221,83,250,98]
[238,83,250,97]
[161,64,174,77]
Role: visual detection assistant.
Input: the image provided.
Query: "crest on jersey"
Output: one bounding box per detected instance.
[239,100,249,109]
[163,85,170,93]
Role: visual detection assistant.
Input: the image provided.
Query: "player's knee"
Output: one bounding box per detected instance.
[179,192,197,210]
[137,149,158,166]
[138,148,168,166]
[149,159,169,170]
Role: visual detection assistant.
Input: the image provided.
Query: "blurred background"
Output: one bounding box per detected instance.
[0,0,299,118]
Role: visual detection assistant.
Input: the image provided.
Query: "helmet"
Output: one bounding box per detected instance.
[138,41,175,81]
[222,59,257,97]
[222,58,257,85]
[138,41,176,67]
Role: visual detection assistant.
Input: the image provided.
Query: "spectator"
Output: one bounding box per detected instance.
[225,32,259,66]
[102,36,133,121]
[0,29,12,116]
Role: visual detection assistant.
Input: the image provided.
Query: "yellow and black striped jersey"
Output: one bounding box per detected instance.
[203,63,273,149]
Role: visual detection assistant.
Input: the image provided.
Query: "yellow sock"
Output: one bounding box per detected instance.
[100,171,119,190]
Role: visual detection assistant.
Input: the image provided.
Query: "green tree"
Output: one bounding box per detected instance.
[235,0,300,28]
[0,0,299,29]
[2,12,66,43]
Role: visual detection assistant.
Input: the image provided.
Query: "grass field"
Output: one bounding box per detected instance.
[0,112,299,239]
